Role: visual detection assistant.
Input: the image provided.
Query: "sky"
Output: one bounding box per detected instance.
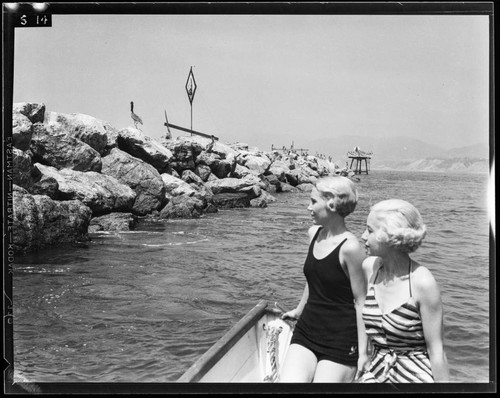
[11,8,490,155]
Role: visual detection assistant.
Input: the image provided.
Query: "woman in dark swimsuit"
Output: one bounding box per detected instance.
[280,176,369,382]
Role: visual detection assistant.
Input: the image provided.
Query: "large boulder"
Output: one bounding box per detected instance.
[13,102,45,124]
[205,139,239,159]
[250,196,268,208]
[263,173,281,191]
[12,185,40,253]
[12,112,33,151]
[171,135,239,158]
[11,150,59,198]
[260,189,277,203]
[12,185,92,253]
[239,153,272,175]
[44,111,111,155]
[30,122,102,172]
[205,175,262,199]
[117,127,173,174]
[285,167,318,186]
[13,148,41,191]
[268,159,291,182]
[181,169,204,186]
[35,163,136,215]
[297,183,314,192]
[161,171,214,211]
[231,163,253,179]
[299,156,318,171]
[89,213,138,233]
[31,173,59,199]
[280,182,298,193]
[194,164,212,182]
[211,192,251,209]
[181,170,214,207]
[196,151,232,179]
[159,195,205,219]
[101,148,166,216]
[161,173,198,197]
[162,136,206,173]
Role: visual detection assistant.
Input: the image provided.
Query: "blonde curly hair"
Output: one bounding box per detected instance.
[370,199,427,253]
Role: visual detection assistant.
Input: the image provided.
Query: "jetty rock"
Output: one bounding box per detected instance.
[12,112,33,151]
[236,151,272,175]
[116,127,174,174]
[13,102,45,124]
[161,172,214,205]
[159,195,206,219]
[34,163,137,215]
[212,192,251,209]
[44,111,112,155]
[10,102,344,253]
[101,148,166,216]
[206,175,263,199]
[30,122,103,172]
[196,150,233,179]
[161,172,200,197]
[12,185,92,254]
[13,148,42,192]
[12,148,69,200]
[89,213,139,233]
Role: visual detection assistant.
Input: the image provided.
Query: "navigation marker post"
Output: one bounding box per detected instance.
[185,66,197,135]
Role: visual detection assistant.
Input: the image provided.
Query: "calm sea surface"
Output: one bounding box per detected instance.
[11,170,491,384]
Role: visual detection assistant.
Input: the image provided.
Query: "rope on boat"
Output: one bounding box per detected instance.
[263,320,284,382]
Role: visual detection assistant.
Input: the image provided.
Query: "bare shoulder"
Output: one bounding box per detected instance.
[362,256,380,282]
[340,234,367,270]
[341,233,364,253]
[411,262,441,298]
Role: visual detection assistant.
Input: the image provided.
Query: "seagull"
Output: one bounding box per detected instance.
[130,101,143,129]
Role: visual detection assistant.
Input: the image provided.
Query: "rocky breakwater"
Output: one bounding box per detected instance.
[11,102,340,254]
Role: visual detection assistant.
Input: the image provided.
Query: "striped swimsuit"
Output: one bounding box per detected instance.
[359,261,434,383]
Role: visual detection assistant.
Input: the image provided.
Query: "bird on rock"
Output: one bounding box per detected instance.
[130,101,143,130]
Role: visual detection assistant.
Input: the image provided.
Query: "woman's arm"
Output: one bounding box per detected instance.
[415,266,450,382]
[341,238,370,372]
[282,283,309,320]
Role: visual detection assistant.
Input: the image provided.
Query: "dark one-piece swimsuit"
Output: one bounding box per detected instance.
[290,227,359,366]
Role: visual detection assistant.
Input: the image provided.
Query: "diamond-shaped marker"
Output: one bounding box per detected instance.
[185,67,197,104]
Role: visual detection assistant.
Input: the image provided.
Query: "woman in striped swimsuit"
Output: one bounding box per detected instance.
[358,199,449,383]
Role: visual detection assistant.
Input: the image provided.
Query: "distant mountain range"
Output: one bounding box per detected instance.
[307,135,489,162]
[305,135,490,173]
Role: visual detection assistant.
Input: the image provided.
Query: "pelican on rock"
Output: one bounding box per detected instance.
[130,101,143,129]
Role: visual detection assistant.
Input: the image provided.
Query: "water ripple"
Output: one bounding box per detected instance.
[12,171,491,383]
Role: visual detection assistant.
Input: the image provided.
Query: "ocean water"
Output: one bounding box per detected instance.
[10,170,491,385]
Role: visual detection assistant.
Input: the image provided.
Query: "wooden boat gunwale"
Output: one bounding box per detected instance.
[178,300,276,382]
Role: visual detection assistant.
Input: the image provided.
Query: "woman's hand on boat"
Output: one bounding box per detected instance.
[281,308,300,320]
